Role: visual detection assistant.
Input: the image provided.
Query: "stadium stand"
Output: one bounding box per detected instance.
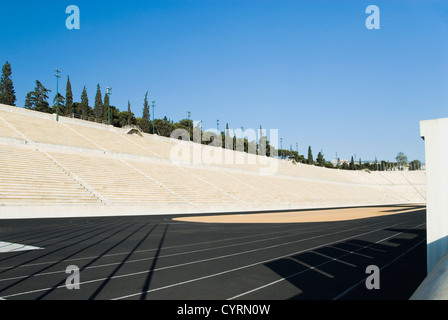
[0,103,426,217]
[0,144,101,205]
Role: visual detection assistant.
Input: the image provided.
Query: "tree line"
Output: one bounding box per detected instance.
[0,61,423,171]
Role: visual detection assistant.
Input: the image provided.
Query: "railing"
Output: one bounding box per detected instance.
[68,113,108,125]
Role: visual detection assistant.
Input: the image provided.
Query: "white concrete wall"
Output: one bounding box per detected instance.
[420,118,448,272]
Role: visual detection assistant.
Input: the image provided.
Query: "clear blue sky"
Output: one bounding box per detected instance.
[1,0,447,162]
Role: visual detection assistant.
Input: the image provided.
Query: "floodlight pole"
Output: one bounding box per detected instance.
[55,68,61,122]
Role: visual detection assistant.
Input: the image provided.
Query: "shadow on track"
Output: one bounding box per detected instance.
[88,223,160,300]
[264,225,427,300]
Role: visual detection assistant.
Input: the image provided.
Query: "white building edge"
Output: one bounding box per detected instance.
[412,118,448,299]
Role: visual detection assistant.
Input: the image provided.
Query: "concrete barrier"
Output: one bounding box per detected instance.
[411,250,448,300]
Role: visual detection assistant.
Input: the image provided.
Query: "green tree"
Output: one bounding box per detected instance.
[324,161,334,169]
[53,93,65,115]
[409,159,422,171]
[316,151,325,167]
[350,156,355,170]
[153,116,175,137]
[396,152,408,171]
[103,92,110,122]
[93,84,103,120]
[108,105,120,127]
[117,110,136,128]
[24,80,52,113]
[175,119,194,140]
[127,101,132,126]
[79,86,90,117]
[65,76,73,116]
[0,61,16,106]
[140,92,151,133]
[307,146,314,165]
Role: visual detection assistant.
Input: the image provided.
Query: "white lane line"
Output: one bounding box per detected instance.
[0,242,42,253]
[112,219,418,300]
[0,220,387,299]
[332,238,426,300]
[0,218,390,284]
[1,217,420,300]
[227,222,425,300]
[0,222,339,272]
[0,225,337,282]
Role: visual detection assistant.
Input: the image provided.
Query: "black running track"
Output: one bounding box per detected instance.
[0,205,426,302]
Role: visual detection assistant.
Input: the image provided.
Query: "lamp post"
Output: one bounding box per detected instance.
[55,68,61,121]
[152,101,156,135]
[106,86,112,125]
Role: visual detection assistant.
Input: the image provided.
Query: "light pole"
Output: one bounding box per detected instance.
[106,86,112,125]
[55,68,61,121]
[152,101,156,135]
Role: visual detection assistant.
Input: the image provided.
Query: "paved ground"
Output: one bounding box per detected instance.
[0,205,426,300]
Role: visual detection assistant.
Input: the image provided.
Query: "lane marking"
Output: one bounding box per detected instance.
[0,225,338,282]
[0,242,42,253]
[0,217,422,300]
[228,222,425,300]
[0,219,391,299]
[332,238,426,300]
[112,218,420,300]
[0,222,339,272]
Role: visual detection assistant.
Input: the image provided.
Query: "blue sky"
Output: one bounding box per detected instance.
[1,0,447,162]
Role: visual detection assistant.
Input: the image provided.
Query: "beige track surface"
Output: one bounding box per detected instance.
[174,204,426,224]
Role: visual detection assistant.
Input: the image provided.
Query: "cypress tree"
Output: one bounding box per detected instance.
[140,92,150,133]
[94,84,103,120]
[307,146,314,165]
[0,61,16,106]
[103,92,110,122]
[80,86,89,117]
[65,76,73,116]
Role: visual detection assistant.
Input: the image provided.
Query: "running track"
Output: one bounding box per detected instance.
[0,205,426,300]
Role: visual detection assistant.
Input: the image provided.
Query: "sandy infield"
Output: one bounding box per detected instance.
[174,205,425,224]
